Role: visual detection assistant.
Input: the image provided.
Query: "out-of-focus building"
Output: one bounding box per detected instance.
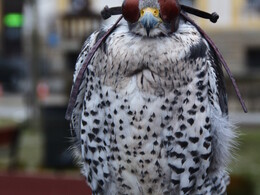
[197,0,260,74]
[194,0,260,111]
[58,0,101,75]
[0,0,27,92]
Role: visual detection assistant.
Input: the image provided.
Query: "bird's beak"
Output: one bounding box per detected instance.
[139,7,161,36]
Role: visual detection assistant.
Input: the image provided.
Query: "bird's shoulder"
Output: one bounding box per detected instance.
[73,28,108,82]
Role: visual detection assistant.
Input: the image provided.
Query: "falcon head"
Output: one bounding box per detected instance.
[122,0,181,37]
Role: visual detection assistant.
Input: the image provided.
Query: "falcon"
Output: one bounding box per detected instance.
[67,0,241,194]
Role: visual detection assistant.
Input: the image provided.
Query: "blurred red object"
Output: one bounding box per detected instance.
[0,126,18,146]
[0,82,3,97]
[37,82,50,100]
[0,173,92,195]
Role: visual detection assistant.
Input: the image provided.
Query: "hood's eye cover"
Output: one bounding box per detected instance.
[158,0,180,24]
[122,0,140,23]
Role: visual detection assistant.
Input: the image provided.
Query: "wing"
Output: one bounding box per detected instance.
[208,47,228,115]
[172,20,235,193]
[70,32,97,149]
[206,41,236,189]
[70,28,111,193]
[179,16,235,192]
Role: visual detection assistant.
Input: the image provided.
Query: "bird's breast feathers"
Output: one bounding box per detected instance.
[93,21,207,96]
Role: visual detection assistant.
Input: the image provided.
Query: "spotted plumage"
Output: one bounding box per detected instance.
[69,0,236,194]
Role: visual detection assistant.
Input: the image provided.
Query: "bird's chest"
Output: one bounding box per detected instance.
[101,65,211,193]
[92,31,212,193]
[102,86,176,193]
[94,36,199,96]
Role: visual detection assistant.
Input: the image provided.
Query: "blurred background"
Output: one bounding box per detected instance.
[0,0,259,194]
